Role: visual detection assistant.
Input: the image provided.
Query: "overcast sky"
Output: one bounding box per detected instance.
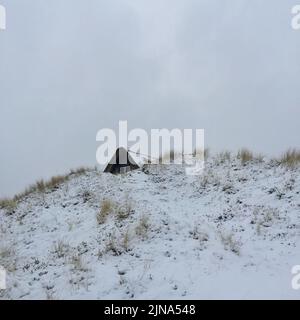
[0,0,299,197]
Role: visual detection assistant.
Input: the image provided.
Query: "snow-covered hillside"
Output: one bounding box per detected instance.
[1,155,300,299]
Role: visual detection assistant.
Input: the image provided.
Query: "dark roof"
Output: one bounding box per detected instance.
[104,147,139,174]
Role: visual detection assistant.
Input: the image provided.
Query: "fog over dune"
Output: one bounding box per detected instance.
[0,0,299,197]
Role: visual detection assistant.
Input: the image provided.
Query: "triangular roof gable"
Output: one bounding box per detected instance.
[104,147,140,174]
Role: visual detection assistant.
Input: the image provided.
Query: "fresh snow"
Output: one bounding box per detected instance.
[1,156,300,299]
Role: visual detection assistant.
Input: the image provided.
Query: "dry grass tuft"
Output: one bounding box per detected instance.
[104,228,132,255]
[12,173,70,202]
[198,170,220,189]
[53,240,70,259]
[105,232,123,256]
[10,167,91,203]
[121,229,131,252]
[159,150,183,164]
[193,148,209,160]
[0,198,18,213]
[220,232,240,255]
[253,206,280,234]
[97,199,115,224]
[69,254,88,272]
[215,151,231,165]
[47,175,69,189]
[237,148,253,165]
[36,180,46,192]
[0,245,17,271]
[135,215,150,238]
[96,197,134,224]
[69,167,90,176]
[279,149,300,168]
[255,153,264,163]
[13,186,36,201]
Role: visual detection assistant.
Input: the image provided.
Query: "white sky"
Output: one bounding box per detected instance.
[0,0,300,197]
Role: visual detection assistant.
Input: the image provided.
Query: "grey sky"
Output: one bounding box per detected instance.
[0,0,299,197]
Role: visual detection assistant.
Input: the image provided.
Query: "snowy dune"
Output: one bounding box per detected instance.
[1,155,300,299]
